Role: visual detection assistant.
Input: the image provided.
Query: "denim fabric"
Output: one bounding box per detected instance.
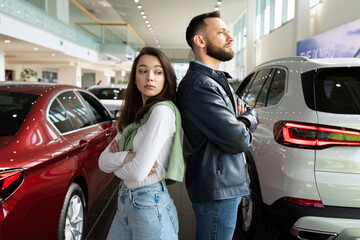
[192,197,242,240]
[107,181,178,240]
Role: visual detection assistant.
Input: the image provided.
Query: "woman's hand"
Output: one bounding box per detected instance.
[124,152,157,176]
[109,140,120,153]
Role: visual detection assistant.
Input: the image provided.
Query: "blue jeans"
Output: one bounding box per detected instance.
[192,197,242,240]
[107,181,178,240]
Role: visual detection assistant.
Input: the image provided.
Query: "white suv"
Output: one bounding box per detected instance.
[233,57,360,240]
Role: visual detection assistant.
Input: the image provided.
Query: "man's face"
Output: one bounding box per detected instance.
[203,17,234,61]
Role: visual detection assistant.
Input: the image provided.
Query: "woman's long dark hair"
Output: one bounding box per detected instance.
[117,47,177,132]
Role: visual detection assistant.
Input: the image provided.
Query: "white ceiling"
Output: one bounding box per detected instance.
[2,0,247,70]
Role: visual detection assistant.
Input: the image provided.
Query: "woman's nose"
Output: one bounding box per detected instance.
[147,72,154,81]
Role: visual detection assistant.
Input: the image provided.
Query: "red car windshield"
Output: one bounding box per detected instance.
[0,91,38,136]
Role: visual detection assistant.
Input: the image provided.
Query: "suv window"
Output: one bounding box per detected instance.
[241,69,272,107]
[0,91,38,136]
[266,68,286,106]
[302,67,360,114]
[79,91,111,123]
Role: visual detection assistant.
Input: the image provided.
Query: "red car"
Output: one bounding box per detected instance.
[0,82,117,240]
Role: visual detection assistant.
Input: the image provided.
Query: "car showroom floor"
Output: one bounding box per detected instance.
[84,177,197,240]
[84,177,294,240]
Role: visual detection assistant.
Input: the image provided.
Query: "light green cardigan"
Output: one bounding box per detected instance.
[118,101,184,184]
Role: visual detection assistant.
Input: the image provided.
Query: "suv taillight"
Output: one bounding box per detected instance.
[274,121,360,149]
[0,169,24,201]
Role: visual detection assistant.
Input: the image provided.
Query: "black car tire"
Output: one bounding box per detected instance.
[233,154,280,240]
[57,183,86,240]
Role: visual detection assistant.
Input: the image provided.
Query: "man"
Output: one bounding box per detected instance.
[176,11,258,240]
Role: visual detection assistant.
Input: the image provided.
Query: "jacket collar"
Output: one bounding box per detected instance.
[189,61,232,80]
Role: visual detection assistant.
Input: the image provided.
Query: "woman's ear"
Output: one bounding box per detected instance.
[193,35,205,48]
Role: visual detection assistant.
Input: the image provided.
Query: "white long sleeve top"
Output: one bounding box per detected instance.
[98,105,176,189]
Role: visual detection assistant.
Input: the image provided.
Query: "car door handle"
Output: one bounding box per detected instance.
[105,130,111,138]
[79,140,88,150]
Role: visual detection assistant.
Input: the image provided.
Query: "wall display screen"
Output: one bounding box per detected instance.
[297,19,360,58]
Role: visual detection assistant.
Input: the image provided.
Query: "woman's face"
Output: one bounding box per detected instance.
[135,54,165,104]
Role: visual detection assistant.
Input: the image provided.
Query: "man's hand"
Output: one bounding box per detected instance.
[238,100,247,115]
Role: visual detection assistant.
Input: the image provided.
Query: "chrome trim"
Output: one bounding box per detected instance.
[291,226,338,240]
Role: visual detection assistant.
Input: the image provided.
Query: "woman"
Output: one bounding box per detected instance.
[98,47,183,240]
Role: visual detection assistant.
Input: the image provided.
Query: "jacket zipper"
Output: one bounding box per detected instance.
[217,148,220,175]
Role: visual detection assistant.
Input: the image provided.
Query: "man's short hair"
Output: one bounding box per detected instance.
[185,11,221,50]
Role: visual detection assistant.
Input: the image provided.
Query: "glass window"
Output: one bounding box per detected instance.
[256,0,295,39]
[0,91,38,136]
[267,68,286,106]
[243,69,272,107]
[314,68,360,114]
[89,88,125,100]
[57,91,91,130]
[48,99,74,133]
[255,69,275,108]
[79,91,111,123]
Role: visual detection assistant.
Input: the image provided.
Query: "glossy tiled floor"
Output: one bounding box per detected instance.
[84,177,120,240]
[83,177,293,240]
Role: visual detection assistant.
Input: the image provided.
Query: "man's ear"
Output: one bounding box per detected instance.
[193,35,206,48]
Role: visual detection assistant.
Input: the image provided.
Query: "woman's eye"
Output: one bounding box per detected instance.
[139,70,147,74]
[155,71,163,75]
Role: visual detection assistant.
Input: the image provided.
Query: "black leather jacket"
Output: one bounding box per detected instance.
[177,61,258,202]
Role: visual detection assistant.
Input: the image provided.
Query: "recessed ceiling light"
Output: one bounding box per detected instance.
[4,40,11,44]
[51,53,56,56]
[137,4,142,9]
[145,20,149,24]
[33,47,39,51]
[142,15,146,19]
[134,0,139,2]
[140,11,145,15]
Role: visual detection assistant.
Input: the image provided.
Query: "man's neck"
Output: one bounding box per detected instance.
[194,55,221,70]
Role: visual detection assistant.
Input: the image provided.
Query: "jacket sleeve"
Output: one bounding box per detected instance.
[182,83,253,154]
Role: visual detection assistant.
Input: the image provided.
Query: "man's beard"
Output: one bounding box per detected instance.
[206,37,234,62]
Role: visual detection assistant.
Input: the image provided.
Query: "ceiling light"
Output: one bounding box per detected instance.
[217,0,222,5]
[145,20,149,24]
[134,0,139,2]
[142,15,146,19]
[33,47,39,51]
[137,4,142,9]
[140,11,145,15]
[215,6,219,10]
[147,24,151,27]
[51,53,56,56]
[4,40,11,44]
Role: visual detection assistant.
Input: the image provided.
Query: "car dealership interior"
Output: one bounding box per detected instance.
[1,0,360,240]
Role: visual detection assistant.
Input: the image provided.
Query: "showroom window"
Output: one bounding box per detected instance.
[256,0,295,39]
[233,12,247,80]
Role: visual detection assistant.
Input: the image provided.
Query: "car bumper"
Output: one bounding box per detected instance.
[263,199,360,239]
[291,216,360,240]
